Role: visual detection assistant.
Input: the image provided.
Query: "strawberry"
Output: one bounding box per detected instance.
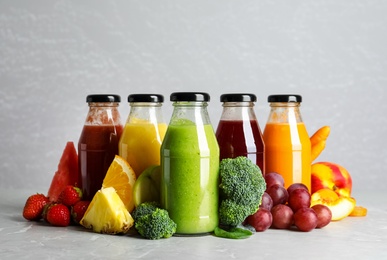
[42,202,55,222]
[22,193,49,221]
[58,185,83,206]
[71,200,90,224]
[45,203,71,227]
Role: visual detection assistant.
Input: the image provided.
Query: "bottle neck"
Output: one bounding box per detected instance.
[222,101,254,107]
[220,101,257,121]
[267,102,303,124]
[88,102,119,108]
[85,102,121,125]
[169,102,212,125]
[127,102,164,124]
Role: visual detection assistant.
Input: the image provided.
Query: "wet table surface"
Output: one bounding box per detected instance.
[0,188,386,260]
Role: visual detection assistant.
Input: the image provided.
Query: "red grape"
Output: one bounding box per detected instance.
[287,183,309,195]
[266,184,288,206]
[311,204,332,228]
[293,207,318,232]
[247,208,273,232]
[259,192,273,211]
[288,188,311,212]
[264,172,285,189]
[271,204,293,229]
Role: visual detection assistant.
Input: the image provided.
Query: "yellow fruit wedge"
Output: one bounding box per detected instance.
[349,206,368,217]
[80,187,134,234]
[311,188,356,221]
[133,165,161,207]
[102,155,136,212]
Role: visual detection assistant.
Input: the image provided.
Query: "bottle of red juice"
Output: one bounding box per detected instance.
[78,94,123,200]
[215,93,265,174]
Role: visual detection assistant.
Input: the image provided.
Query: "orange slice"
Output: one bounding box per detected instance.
[102,155,136,212]
[349,206,367,217]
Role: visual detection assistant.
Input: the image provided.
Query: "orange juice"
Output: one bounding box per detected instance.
[263,122,311,191]
[119,120,167,177]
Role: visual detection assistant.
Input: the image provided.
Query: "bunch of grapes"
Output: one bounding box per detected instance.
[246,172,332,232]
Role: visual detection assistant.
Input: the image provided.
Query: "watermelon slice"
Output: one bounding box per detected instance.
[47,142,79,202]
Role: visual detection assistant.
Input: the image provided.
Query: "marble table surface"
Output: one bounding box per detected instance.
[0,188,386,260]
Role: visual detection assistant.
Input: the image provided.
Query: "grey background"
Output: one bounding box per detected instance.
[1,1,386,199]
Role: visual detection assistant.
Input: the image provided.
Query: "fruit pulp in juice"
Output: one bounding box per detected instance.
[161,124,219,235]
[263,122,311,191]
[119,121,167,177]
[78,124,123,201]
[216,120,265,174]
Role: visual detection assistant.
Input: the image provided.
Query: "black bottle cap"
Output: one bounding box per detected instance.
[220,93,257,102]
[267,94,302,103]
[86,94,121,103]
[170,92,210,102]
[128,94,164,103]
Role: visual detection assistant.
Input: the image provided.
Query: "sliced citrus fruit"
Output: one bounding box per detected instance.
[80,187,134,234]
[311,188,356,221]
[349,206,367,217]
[133,165,161,207]
[102,155,136,212]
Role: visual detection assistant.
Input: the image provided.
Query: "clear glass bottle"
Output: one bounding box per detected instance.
[161,92,219,235]
[119,94,167,178]
[263,94,311,191]
[78,94,123,201]
[215,93,265,174]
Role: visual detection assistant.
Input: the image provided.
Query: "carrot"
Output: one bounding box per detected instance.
[310,126,330,146]
[311,140,326,161]
[310,126,330,161]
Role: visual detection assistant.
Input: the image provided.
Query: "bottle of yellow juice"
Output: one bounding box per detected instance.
[119,94,167,177]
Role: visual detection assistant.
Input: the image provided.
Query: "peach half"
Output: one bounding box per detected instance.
[311,188,356,221]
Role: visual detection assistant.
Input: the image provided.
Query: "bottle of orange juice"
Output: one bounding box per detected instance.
[119,94,167,178]
[263,94,311,191]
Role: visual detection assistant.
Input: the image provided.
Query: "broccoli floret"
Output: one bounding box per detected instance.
[132,202,177,240]
[218,199,253,227]
[132,201,159,221]
[218,156,266,227]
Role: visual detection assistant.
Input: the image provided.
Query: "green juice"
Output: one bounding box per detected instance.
[161,123,219,235]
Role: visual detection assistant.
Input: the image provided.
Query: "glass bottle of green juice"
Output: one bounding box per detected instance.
[161,92,220,235]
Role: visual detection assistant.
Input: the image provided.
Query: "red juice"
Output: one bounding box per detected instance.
[78,124,123,200]
[216,120,265,173]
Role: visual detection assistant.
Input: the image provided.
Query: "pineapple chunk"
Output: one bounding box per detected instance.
[80,187,134,234]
